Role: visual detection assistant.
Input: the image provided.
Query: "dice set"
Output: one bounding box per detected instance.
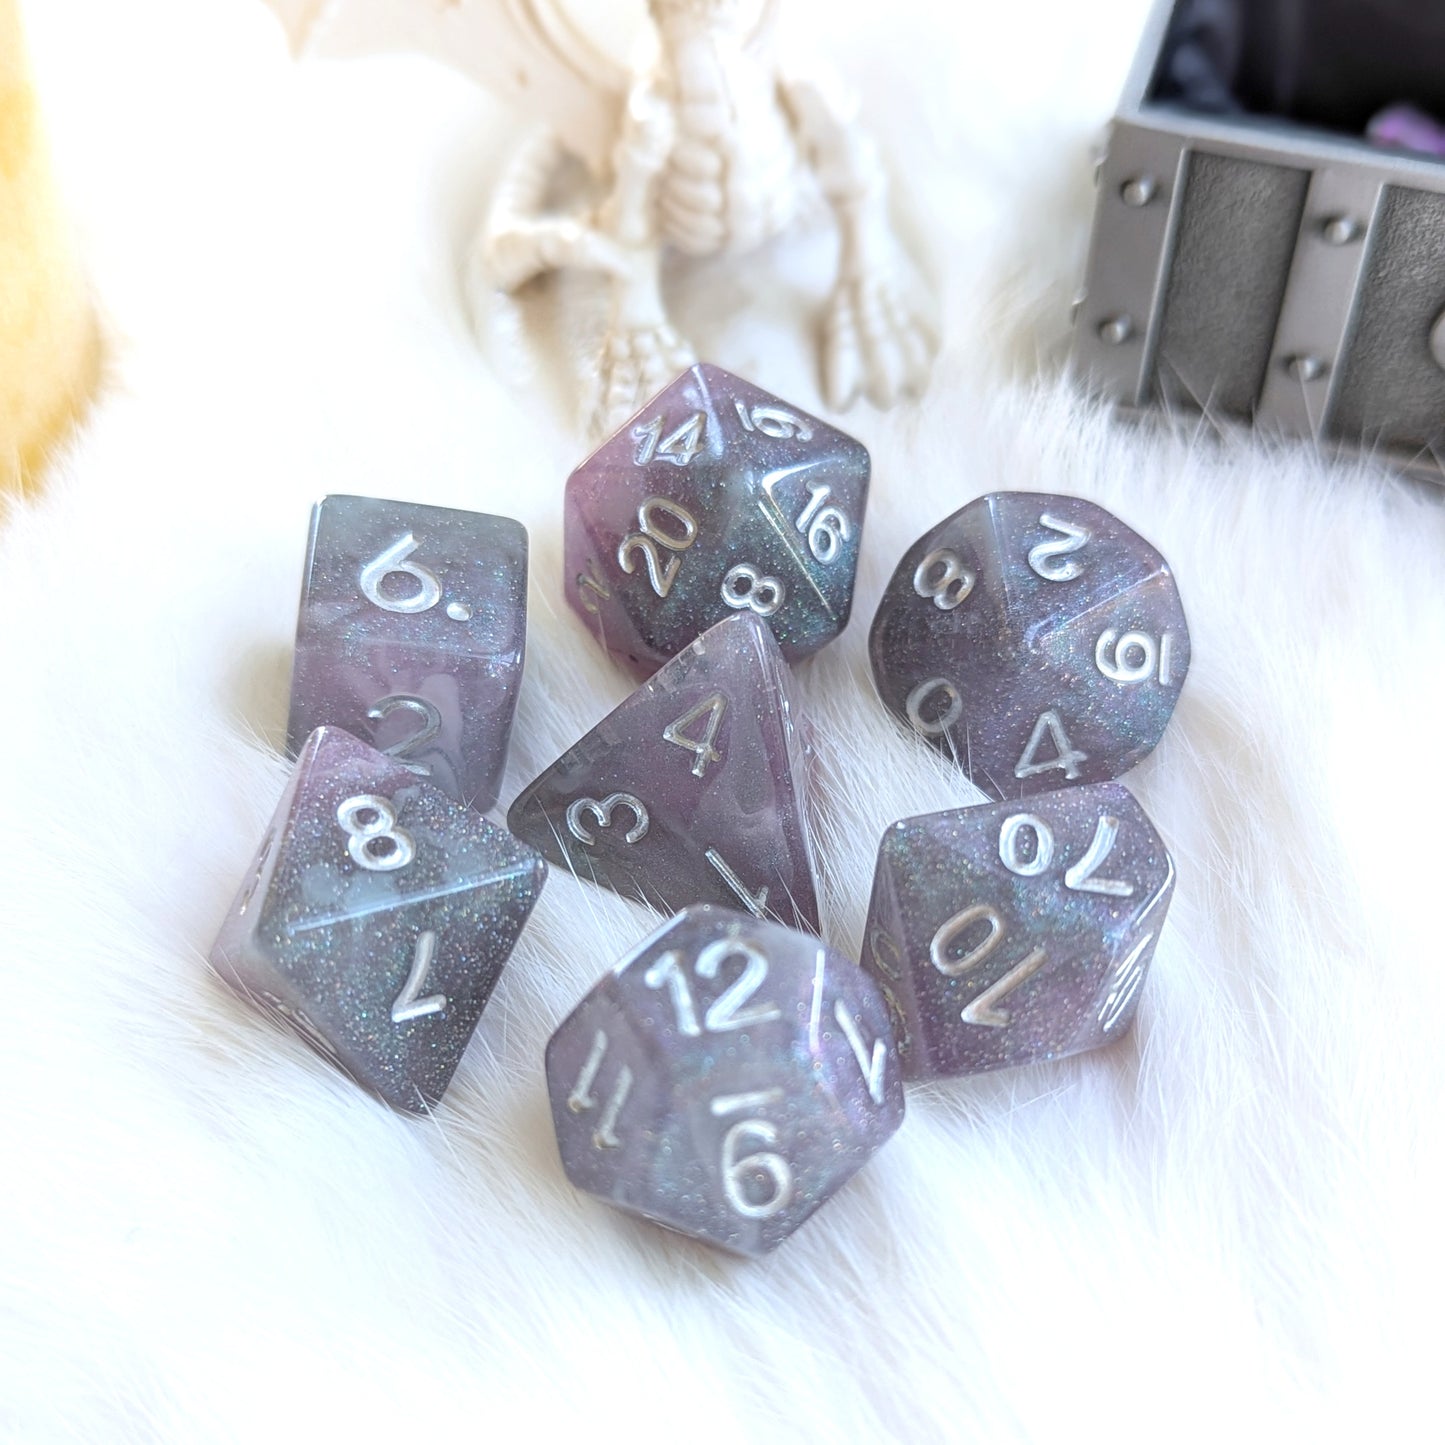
[207,364,1190,1256]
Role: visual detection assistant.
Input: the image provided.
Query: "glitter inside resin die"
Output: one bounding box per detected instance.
[507,614,820,933]
[286,494,528,811]
[859,782,1175,1078]
[869,492,1190,799]
[210,726,546,1112]
[565,363,870,678]
[545,906,905,1258]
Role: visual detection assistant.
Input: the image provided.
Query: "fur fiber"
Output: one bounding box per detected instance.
[3,0,1442,1439]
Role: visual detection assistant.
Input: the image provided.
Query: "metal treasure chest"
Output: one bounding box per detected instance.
[1072,0,1445,477]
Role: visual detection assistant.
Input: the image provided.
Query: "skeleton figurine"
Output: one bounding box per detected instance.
[266,0,936,435]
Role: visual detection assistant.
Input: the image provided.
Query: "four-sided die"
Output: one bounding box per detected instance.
[210,726,546,1112]
[545,906,905,1257]
[869,492,1190,799]
[859,781,1175,1078]
[507,614,821,933]
[565,363,870,677]
[287,494,528,811]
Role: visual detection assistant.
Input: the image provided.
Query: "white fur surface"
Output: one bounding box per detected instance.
[4,1,1443,1439]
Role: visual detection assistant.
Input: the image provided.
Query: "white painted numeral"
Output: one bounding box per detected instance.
[721,563,786,616]
[1028,514,1091,581]
[391,930,446,1022]
[998,813,1054,878]
[1063,815,1134,897]
[734,400,813,441]
[713,1090,793,1220]
[1095,628,1176,685]
[929,905,1046,1030]
[696,940,781,1031]
[913,547,975,609]
[905,676,963,736]
[366,694,442,776]
[796,483,851,563]
[336,793,415,872]
[576,558,612,614]
[568,1030,634,1149]
[663,692,727,777]
[960,948,1047,1028]
[617,496,700,598]
[359,533,443,614]
[1097,934,1153,1033]
[930,903,1006,977]
[643,950,702,1036]
[867,926,906,981]
[834,999,888,1106]
[644,939,780,1035]
[997,810,1136,896]
[760,472,851,564]
[565,793,650,846]
[705,848,769,918]
[633,411,706,466]
[1014,708,1088,781]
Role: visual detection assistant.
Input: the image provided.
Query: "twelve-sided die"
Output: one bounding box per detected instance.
[546,906,905,1257]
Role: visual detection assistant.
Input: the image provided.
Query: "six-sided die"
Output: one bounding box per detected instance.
[287,494,528,811]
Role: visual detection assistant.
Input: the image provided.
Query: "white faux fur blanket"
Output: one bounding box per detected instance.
[4,0,1442,1439]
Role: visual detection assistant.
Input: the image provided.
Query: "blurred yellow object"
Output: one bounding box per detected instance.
[0,0,96,494]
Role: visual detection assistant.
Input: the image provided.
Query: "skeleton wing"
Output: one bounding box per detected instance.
[261,0,637,175]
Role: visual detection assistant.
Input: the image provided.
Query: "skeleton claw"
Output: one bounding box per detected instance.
[485,218,628,292]
[822,272,937,411]
[588,323,697,438]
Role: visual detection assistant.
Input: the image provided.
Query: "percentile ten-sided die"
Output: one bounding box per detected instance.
[287,494,528,811]
[859,782,1175,1078]
[565,363,870,677]
[211,726,546,1111]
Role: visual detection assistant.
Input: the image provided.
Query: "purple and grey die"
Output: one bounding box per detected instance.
[546,906,905,1257]
[565,363,870,678]
[286,494,528,811]
[859,781,1174,1078]
[210,726,546,1112]
[869,492,1190,799]
[507,614,821,933]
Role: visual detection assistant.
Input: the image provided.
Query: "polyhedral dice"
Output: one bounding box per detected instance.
[508,613,820,932]
[869,492,1190,799]
[859,782,1174,1078]
[210,726,546,1112]
[546,906,905,1257]
[565,363,870,677]
[286,494,528,811]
